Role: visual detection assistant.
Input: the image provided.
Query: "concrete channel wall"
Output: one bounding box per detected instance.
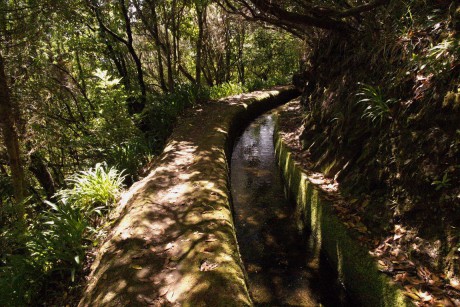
[79,87,299,306]
[274,111,412,307]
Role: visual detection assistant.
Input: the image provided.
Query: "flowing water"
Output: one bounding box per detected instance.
[231,113,350,306]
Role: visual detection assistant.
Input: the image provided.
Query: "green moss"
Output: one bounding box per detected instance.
[80,87,299,307]
[274,112,412,307]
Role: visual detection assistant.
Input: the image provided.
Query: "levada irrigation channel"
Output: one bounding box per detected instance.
[231,113,351,306]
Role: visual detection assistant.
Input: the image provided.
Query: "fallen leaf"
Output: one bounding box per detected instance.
[130,264,143,270]
[404,291,420,301]
[404,286,421,301]
[449,278,460,290]
[416,290,433,302]
[164,242,174,251]
[407,276,424,285]
[132,252,146,259]
[200,260,219,272]
[395,272,408,282]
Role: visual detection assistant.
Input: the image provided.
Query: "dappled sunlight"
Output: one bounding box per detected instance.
[178,171,200,180]
[159,183,194,203]
[310,189,323,260]
[79,88,299,307]
[337,242,344,282]
[215,127,228,135]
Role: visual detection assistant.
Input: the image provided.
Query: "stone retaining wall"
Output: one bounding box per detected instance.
[274,109,412,307]
[79,87,299,306]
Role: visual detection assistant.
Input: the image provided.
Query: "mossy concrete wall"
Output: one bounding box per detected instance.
[274,113,412,307]
[79,87,299,307]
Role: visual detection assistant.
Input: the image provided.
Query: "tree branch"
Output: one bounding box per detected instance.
[219,0,389,33]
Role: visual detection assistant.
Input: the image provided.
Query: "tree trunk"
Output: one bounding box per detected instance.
[224,16,231,82]
[91,0,146,114]
[133,0,169,92]
[157,48,168,92]
[29,152,56,200]
[119,0,146,114]
[0,53,26,221]
[195,3,205,86]
[178,64,196,83]
[127,44,147,114]
[172,0,178,72]
[164,23,175,91]
[237,24,245,84]
[149,1,168,92]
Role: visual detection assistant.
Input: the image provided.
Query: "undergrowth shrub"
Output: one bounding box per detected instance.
[209,82,246,99]
[0,252,40,306]
[0,163,124,305]
[296,0,460,285]
[28,202,90,280]
[246,75,291,91]
[356,84,397,125]
[56,162,125,213]
[108,137,153,183]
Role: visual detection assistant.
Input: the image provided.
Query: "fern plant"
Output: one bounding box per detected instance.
[56,162,125,213]
[209,82,247,99]
[0,252,40,306]
[426,38,459,73]
[28,201,89,281]
[0,163,125,304]
[432,172,451,191]
[356,83,396,125]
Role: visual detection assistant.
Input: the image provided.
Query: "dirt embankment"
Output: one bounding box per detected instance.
[276,100,460,306]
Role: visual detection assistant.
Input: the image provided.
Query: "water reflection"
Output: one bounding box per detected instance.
[231,114,350,306]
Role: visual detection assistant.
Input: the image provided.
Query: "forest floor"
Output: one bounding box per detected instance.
[277,99,460,306]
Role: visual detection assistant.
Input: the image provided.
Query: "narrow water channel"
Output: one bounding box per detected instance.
[231,113,350,306]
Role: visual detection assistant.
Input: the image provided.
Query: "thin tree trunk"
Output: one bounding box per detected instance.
[143,0,168,92]
[202,64,214,86]
[224,17,231,82]
[178,64,195,83]
[164,22,175,91]
[172,0,178,72]
[119,0,146,113]
[90,0,146,114]
[156,48,168,92]
[0,53,26,221]
[195,4,205,86]
[237,24,245,84]
[127,44,146,113]
[29,152,56,200]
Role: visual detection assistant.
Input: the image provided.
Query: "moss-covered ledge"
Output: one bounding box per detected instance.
[274,107,412,307]
[79,87,299,307]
